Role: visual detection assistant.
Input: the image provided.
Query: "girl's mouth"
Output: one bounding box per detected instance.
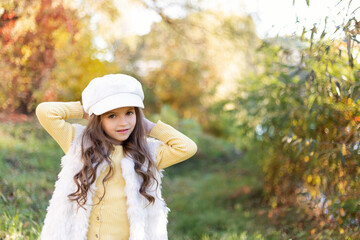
[116,129,129,134]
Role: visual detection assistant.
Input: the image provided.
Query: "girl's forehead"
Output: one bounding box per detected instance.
[103,106,135,115]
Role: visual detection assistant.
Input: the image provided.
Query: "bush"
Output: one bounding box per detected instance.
[229,18,360,237]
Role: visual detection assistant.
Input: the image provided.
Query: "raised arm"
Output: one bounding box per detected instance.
[35,101,84,154]
[148,120,197,169]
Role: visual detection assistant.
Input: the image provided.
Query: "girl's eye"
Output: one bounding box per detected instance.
[108,114,115,119]
[126,111,134,115]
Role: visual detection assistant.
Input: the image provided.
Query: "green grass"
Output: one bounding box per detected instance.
[0,121,64,239]
[3,120,346,240]
[163,149,287,240]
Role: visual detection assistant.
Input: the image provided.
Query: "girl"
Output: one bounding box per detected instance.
[36,74,197,240]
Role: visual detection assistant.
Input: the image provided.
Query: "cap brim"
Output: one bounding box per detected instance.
[90,93,144,115]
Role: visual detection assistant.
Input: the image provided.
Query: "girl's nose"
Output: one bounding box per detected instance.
[117,116,127,125]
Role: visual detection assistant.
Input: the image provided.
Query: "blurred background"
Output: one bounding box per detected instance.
[1,0,360,239]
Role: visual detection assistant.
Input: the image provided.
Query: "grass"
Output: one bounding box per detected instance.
[0,120,63,239]
[163,148,286,240]
[2,119,352,239]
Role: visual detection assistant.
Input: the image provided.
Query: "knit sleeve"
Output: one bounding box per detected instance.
[36,101,84,154]
[149,120,197,169]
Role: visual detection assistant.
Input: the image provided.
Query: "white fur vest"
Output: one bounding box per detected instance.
[41,124,170,240]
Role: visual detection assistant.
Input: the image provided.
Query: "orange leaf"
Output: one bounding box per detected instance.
[354,116,360,122]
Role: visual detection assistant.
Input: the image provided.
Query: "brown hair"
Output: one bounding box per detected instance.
[68,107,158,208]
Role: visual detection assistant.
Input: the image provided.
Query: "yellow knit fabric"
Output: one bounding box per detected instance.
[87,145,129,240]
[36,101,197,240]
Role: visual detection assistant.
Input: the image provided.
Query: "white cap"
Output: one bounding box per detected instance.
[82,74,144,115]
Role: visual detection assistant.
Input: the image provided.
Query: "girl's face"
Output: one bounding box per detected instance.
[100,106,136,144]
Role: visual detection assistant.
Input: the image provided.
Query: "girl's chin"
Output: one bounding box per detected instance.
[108,137,124,145]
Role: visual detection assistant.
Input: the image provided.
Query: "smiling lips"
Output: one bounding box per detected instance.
[116,129,129,133]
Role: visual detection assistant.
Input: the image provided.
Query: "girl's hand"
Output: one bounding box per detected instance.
[82,106,90,120]
[143,117,156,135]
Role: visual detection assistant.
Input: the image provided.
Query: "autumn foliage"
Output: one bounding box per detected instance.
[1,0,360,238]
[0,0,80,114]
[230,16,360,237]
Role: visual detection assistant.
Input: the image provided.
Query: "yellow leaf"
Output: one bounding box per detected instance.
[315,176,321,186]
[341,144,347,156]
[21,45,32,64]
[307,175,312,183]
[310,228,316,235]
[270,197,277,209]
[21,45,31,56]
[310,189,317,197]
[338,182,345,194]
[304,156,309,162]
[340,208,346,216]
[339,228,344,234]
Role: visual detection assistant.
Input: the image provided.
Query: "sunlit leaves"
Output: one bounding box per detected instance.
[129,10,258,131]
[0,0,79,114]
[0,0,121,113]
[232,1,360,235]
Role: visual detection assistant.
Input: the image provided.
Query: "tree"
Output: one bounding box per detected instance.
[230,1,360,236]
[110,9,258,131]
[0,0,79,114]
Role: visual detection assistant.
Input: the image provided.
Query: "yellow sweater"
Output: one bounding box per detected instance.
[36,101,197,240]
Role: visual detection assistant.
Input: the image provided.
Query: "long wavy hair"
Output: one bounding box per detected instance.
[68,107,158,208]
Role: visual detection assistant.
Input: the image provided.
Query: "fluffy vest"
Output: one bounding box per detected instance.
[40,124,170,240]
